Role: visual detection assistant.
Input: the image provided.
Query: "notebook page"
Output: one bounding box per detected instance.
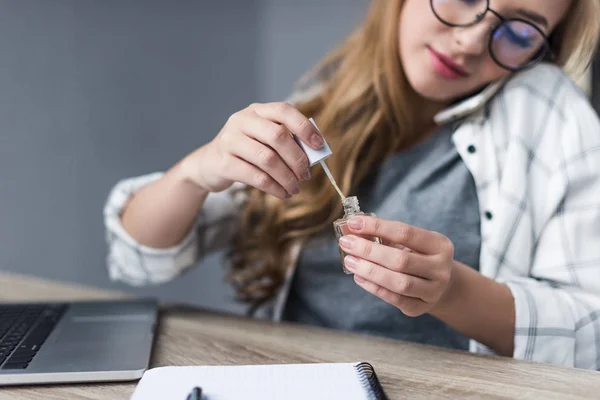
[130,362,370,400]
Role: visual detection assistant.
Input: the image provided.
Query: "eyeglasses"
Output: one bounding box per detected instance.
[430,0,554,71]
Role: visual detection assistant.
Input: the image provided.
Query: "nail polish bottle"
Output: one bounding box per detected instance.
[333,196,381,274]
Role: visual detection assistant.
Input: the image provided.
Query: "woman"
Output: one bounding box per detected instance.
[104,0,600,369]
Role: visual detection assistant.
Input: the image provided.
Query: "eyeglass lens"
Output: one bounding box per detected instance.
[431,0,547,69]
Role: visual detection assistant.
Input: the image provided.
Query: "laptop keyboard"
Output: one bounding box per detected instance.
[0,303,67,370]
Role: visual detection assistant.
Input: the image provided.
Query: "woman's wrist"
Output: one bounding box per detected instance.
[428,260,461,319]
[170,154,211,200]
[170,146,216,199]
[428,261,516,357]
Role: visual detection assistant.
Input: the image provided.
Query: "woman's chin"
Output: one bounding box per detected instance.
[411,83,457,102]
[405,72,453,102]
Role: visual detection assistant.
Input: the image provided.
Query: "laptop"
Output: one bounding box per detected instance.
[0,298,158,386]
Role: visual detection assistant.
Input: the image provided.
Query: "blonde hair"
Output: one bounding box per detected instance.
[227,0,600,313]
[553,0,600,78]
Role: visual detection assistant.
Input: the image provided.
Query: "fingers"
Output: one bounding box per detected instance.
[250,102,325,150]
[240,114,311,182]
[338,235,438,280]
[226,135,299,197]
[353,275,428,317]
[220,154,290,199]
[343,255,438,303]
[346,216,455,257]
[215,101,322,199]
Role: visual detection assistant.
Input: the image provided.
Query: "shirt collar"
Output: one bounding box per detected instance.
[433,76,510,125]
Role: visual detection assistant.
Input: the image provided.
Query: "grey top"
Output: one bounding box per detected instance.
[281,124,481,350]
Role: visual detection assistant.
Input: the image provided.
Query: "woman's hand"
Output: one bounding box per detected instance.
[338,215,455,317]
[179,102,324,199]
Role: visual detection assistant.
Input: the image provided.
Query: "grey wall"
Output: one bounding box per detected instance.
[0,0,368,314]
[257,0,367,101]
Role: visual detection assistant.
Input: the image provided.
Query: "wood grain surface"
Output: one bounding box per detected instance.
[1,271,599,399]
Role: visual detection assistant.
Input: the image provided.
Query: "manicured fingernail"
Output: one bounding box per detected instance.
[339,236,355,249]
[284,193,292,199]
[292,182,300,194]
[344,255,358,270]
[302,169,311,180]
[348,218,363,230]
[310,132,324,148]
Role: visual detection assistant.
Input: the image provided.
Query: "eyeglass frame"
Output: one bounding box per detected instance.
[429,0,555,72]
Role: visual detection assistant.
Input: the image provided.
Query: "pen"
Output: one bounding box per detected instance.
[186,386,202,400]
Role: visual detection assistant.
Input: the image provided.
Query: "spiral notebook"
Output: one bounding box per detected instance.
[130,362,389,400]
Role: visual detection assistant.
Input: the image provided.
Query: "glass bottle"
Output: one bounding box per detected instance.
[333,196,381,274]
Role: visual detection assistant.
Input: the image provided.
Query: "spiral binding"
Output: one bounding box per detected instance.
[354,362,389,400]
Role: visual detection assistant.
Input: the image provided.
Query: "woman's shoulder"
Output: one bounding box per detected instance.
[496,62,593,121]
[487,62,600,172]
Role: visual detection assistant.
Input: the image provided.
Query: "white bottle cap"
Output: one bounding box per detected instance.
[294,118,333,166]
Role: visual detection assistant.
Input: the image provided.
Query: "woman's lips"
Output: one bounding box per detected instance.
[428,46,469,80]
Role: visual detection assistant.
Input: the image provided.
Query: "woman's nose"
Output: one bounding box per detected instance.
[452,22,492,56]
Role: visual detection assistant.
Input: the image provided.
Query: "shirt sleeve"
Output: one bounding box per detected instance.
[103,172,245,286]
[492,89,600,369]
[502,279,600,368]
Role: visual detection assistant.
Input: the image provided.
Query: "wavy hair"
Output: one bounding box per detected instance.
[227,0,600,313]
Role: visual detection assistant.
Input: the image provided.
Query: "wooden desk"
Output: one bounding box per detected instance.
[1,271,599,399]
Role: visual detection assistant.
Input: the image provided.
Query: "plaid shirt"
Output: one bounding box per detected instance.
[103,63,600,370]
